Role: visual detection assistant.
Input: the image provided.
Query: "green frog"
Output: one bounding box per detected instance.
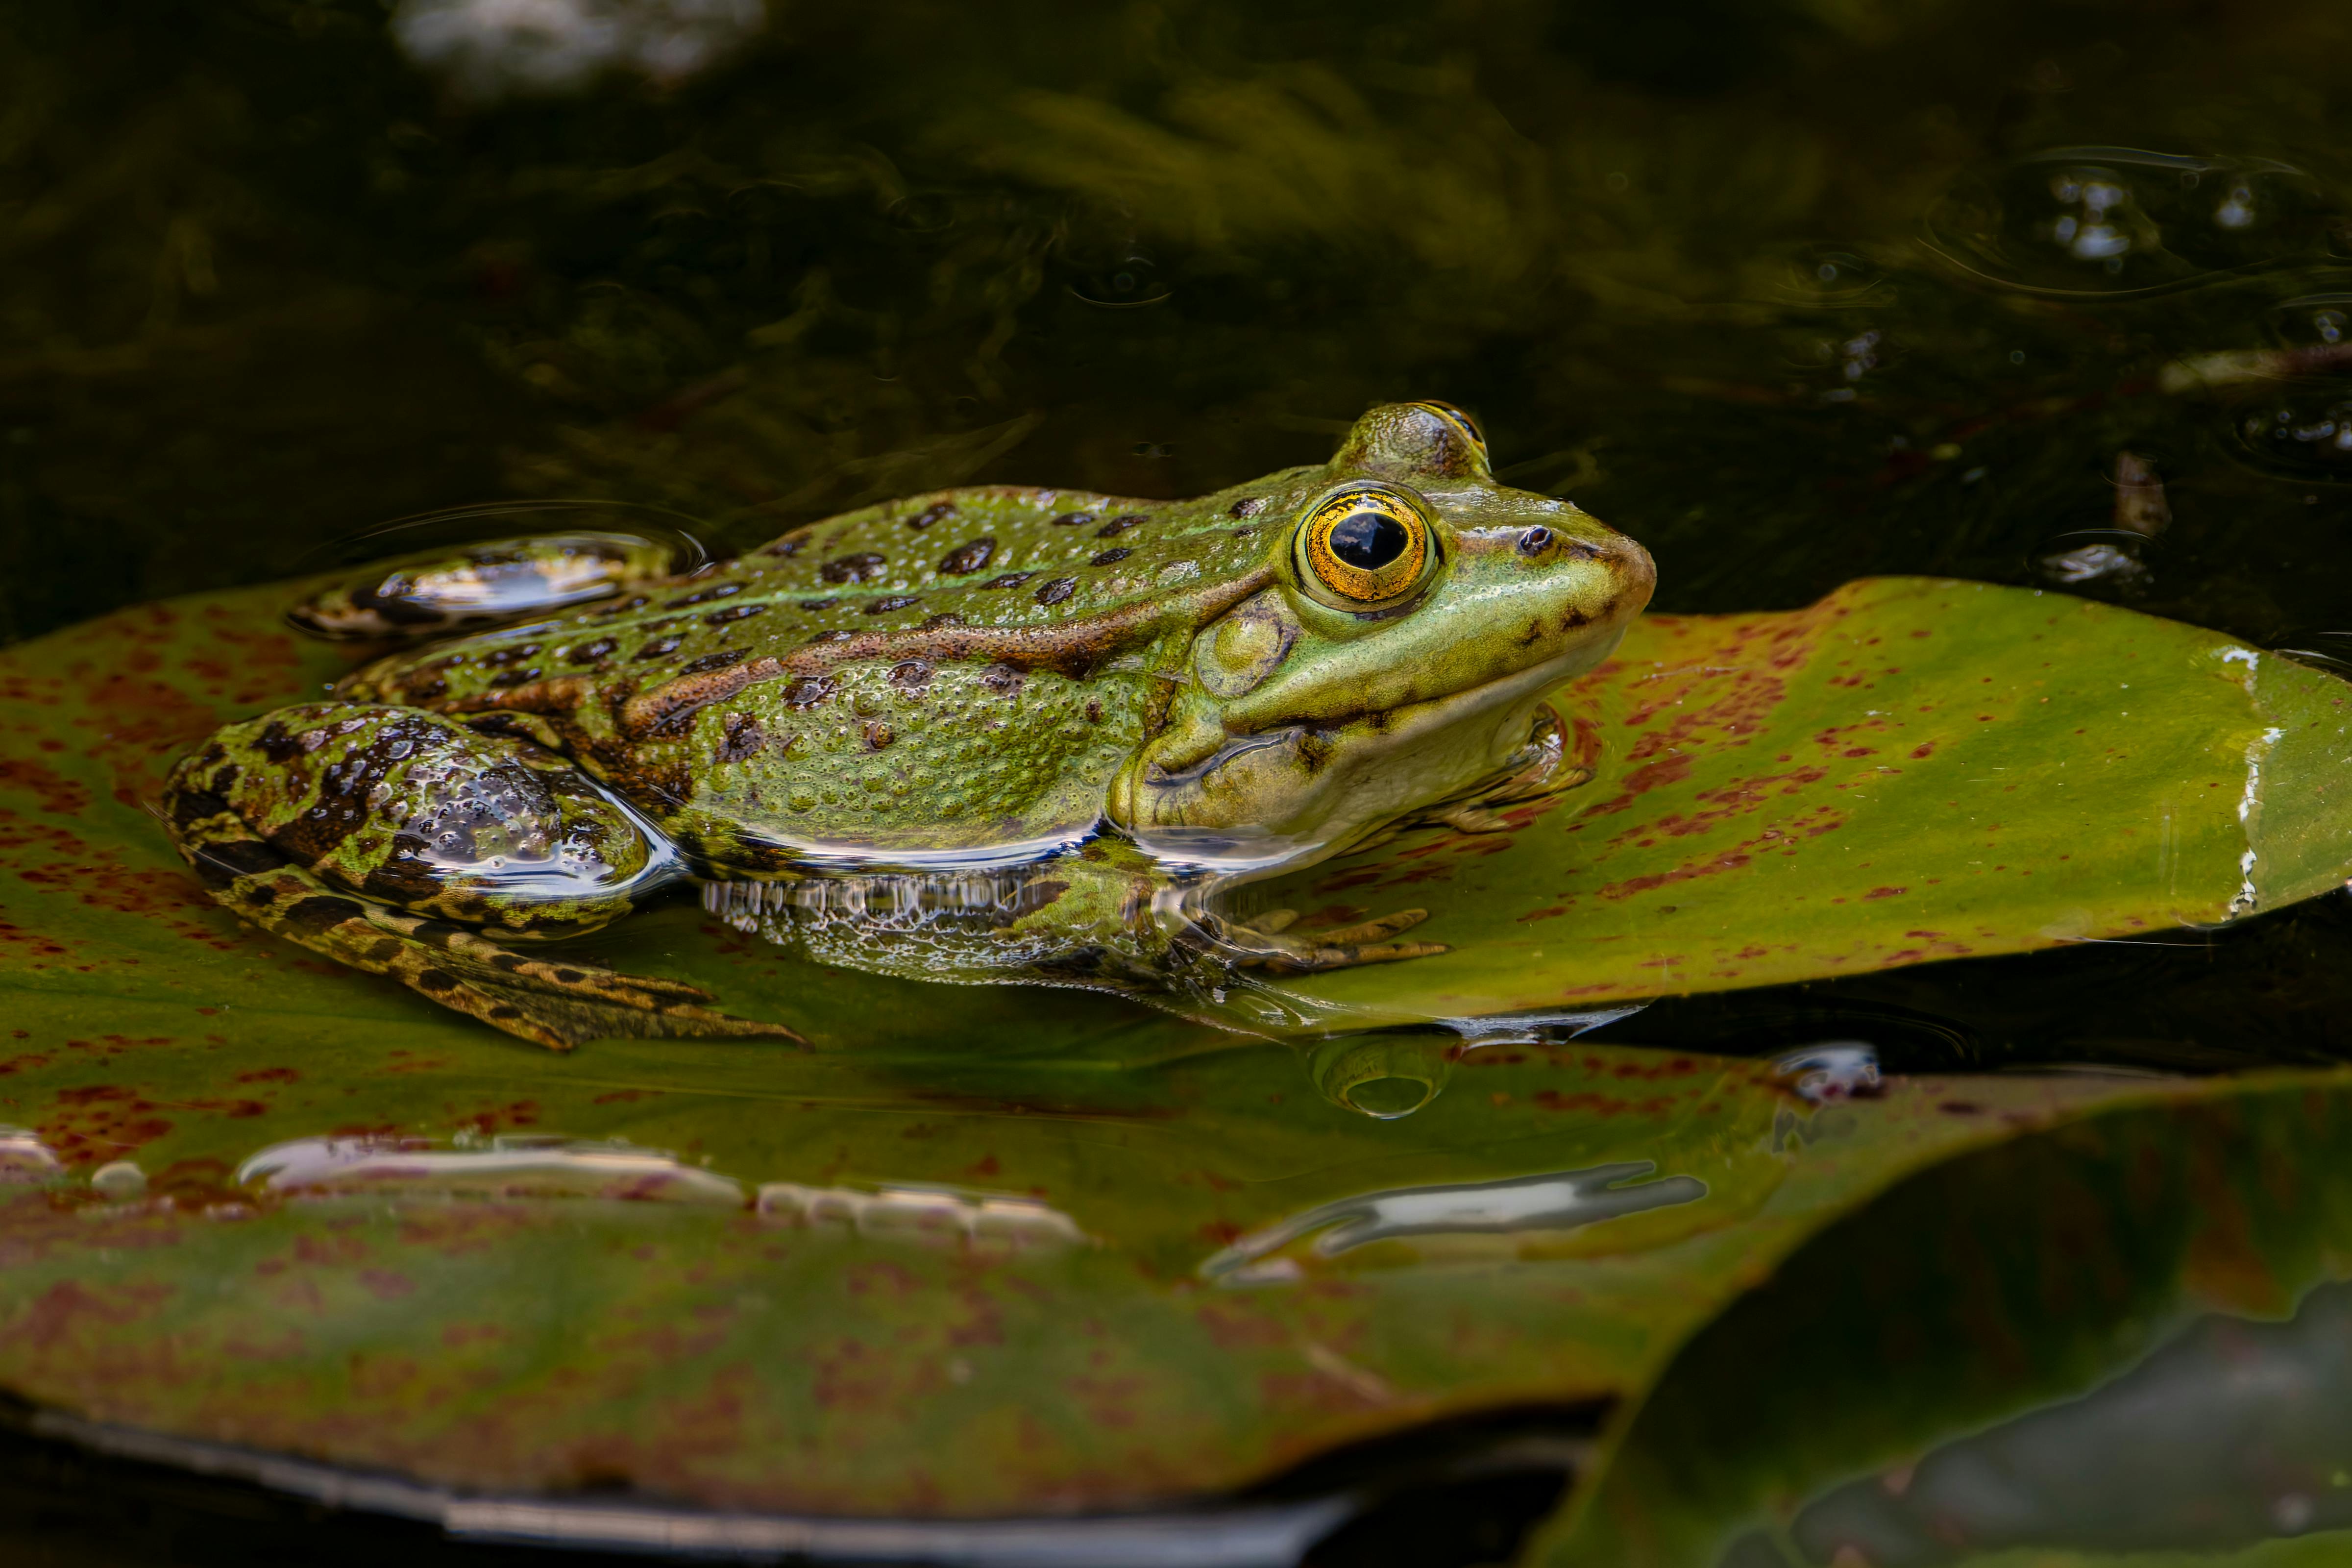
[162,403,1653,1047]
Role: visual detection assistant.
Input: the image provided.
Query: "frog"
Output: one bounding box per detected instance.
[161,402,1654,1048]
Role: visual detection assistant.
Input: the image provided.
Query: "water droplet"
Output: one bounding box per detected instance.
[90,1161,147,1200]
[1771,1043,1882,1103]
[1307,1031,1457,1119]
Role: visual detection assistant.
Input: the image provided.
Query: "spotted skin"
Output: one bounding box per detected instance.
[163,404,1654,1045]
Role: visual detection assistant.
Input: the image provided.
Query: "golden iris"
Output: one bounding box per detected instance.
[1296,484,1434,606]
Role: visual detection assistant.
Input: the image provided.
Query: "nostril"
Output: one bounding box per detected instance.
[1515,526,1555,557]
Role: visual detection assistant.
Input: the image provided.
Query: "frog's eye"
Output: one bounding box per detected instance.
[1294,483,1437,609]
[1411,401,1489,464]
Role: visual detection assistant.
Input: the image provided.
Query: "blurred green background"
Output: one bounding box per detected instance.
[10,0,2352,646]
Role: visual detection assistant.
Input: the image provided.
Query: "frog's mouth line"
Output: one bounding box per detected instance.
[1147,638,1612,792]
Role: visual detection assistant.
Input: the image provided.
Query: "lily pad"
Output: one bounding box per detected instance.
[1252,575,2352,1029]
[0,575,2346,1524]
[1530,1074,2352,1566]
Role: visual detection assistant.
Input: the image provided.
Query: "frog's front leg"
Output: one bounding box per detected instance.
[989,852,1446,986]
[163,704,797,1049]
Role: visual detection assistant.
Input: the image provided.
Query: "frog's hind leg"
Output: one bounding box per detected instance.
[164,706,798,1049]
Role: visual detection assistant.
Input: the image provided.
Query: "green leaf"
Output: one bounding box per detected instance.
[1529,1077,2352,1567]
[1,577,2348,1518]
[1253,576,2352,1028]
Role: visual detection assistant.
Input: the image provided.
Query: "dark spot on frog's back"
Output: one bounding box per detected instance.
[634,636,683,660]
[1517,526,1555,556]
[865,595,921,614]
[937,537,996,575]
[783,676,836,709]
[1090,548,1131,567]
[822,553,887,585]
[716,713,766,763]
[665,583,742,608]
[889,659,934,690]
[568,637,617,664]
[1050,512,1096,528]
[681,649,746,675]
[979,572,1033,590]
[1097,514,1150,538]
[172,785,231,832]
[254,722,306,764]
[285,895,367,935]
[1228,497,1267,518]
[1035,577,1077,606]
[762,528,814,558]
[981,663,1024,697]
[705,603,765,626]
[906,501,956,531]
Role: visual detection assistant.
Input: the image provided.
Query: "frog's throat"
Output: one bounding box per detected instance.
[351,568,1276,741]
[1107,635,1620,872]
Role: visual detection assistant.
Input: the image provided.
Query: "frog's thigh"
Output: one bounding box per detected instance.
[165,705,794,1048]
[188,703,666,931]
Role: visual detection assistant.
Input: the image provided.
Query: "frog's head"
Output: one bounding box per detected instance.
[1107,401,1654,870]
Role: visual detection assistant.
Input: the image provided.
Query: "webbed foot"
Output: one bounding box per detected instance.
[1221,907,1448,975]
[183,841,797,1049]
[165,703,798,1049]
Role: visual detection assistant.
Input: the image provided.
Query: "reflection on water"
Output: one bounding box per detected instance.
[392,0,766,98]
[1770,1043,1881,1104]
[1200,1161,1707,1283]
[0,1127,59,1184]
[1729,1282,2352,1566]
[1928,147,2340,297]
[238,1133,748,1203]
[757,1180,1087,1250]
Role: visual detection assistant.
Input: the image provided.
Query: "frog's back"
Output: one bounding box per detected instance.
[343,474,1320,868]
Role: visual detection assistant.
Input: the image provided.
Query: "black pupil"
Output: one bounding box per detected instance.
[1329,509,1409,570]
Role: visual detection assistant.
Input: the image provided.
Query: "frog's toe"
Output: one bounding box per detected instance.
[1430,802,1517,834]
[1238,907,1301,935]
[173,821,799,1050]
[429,949,804,1050]
[1235,909,1447,974]
[1251,936,1450,975]
[1307,909,1433,946]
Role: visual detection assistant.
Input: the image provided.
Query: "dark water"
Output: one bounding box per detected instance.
[14,1,2352,1564]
